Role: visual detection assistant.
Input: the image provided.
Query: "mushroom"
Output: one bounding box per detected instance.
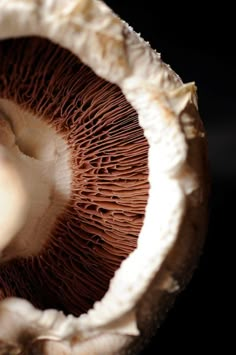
[0,0,209,354]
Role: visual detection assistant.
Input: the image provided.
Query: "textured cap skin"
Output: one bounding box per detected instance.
[0,0,209,354]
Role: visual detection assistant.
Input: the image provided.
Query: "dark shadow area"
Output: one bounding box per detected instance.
[141,176,233,353]
[105,1,234,353]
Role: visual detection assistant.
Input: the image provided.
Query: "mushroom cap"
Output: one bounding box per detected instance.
[0,0,209,354]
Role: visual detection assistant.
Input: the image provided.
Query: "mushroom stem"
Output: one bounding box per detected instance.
[0,145,30,254]
[0,99,72,262]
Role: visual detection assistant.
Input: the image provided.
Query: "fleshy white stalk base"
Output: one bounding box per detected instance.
[0,99,71,262]
[0,143,29,254]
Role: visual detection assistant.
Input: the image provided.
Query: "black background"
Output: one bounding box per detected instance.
[105,1,234,353]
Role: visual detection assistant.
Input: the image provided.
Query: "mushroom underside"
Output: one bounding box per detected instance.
[0,36,149,317]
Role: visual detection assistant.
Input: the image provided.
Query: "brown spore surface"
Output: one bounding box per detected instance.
[0,37,149,315]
